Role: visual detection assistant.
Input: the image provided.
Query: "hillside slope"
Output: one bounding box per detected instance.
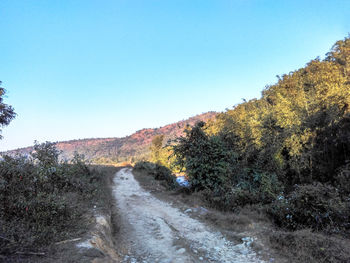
[5,112,217,164]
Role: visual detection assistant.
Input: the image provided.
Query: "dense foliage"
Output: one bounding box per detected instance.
[0,142,103,254]
[172,122,235,191]
[268,184,350,231]
[165,37,350,233]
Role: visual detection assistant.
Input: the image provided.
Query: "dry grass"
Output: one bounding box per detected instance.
[268,229,350,263]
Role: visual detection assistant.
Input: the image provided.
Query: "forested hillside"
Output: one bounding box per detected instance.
[140,36,350,262]
[4,112,216,164]
[164,36,350,192]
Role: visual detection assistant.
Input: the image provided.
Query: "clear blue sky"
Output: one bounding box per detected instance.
[1,0,349,151]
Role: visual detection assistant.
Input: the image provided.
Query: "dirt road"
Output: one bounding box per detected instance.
[113,168,266,263]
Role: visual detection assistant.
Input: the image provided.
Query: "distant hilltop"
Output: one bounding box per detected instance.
[4,112,217,165]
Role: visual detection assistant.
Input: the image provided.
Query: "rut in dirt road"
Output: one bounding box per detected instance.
[113,168,266,263]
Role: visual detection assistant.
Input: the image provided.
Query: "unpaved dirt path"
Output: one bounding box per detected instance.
[113,168,266,263]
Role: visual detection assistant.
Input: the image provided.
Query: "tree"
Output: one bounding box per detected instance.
[0,81,16,138]
[191,36,350,188]
[150,134,165,164]
[172,122,236,191]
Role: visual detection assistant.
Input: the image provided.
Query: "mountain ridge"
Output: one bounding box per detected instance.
[4,112,217,164]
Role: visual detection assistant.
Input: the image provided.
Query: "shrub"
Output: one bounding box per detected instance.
[335,161,350,196]
[134,161,156,171]
[268,183,350,231]
[0,142,98,254]
[201,187,256,211]
[134,161,177,189]
[234,168,282,203]
[200,169,282,211]
[172,122,236,191]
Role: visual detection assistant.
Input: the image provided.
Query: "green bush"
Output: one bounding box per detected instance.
[172,122,236,191]
[201,187,256,211]
[171,122,283,210]
[134,161,177,189]
[234,168,282,203]
[268,183,350,231]
[0,142,98,254]
[134,161,156,171]
[201,170,282,211]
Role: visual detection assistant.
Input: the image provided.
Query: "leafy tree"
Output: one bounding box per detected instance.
[0,81,16,138]
[32,141,60,168]
[150,134,165,163]
[170,36,350,215]
[172,122,237,191]
[202,36,350,187]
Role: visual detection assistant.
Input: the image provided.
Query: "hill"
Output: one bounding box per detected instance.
[4,112,217,164]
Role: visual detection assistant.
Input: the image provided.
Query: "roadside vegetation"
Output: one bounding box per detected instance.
[0,81,121,261]
[134,161,178,190]
[0,141,118,261]
[136,36,350,262]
